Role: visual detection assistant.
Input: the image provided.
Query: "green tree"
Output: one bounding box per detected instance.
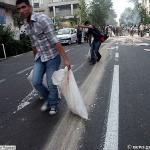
[78,0,88,23]
[119,7,140,26]
[88,0,112,26]
[129,0,150,24]
[13,12,24,30]
[106,8,117,26]
[138,4,150,24]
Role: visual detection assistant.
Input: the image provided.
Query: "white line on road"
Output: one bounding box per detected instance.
[115,46,119,51]
[136,43,149,46]
[16,66,33,75]
[103,65,119,150]
[107,47,116,50]
[65,49,71,52]
[13,54,24,58]
[13,89,38,114]
[115,52,119,58]
[144,49,150,52]
[73,61,86,73]
[0,79,6,84]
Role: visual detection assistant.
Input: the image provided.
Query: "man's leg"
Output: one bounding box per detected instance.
[32,58,49,100]
[46,55,61,110]
[90,42,96,65]
[95,41,101,62]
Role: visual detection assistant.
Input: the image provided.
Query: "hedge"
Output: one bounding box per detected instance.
[0,25,31,58]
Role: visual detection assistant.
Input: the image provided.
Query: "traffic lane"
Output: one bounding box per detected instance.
[67,43,92,86]
[0,96,67,150]
[119,42,150,149]
[0,43,93,150]
[0,43,90,121]
[0,52,33,79]
[0,43,78,80]
[0,74,33,124]
[78,44,116,150]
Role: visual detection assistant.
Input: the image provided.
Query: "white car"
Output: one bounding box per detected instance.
[56,28,77,44]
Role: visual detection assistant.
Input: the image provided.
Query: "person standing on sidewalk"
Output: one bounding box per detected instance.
[16,0,71,115]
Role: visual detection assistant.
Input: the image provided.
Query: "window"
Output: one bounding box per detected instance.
[0,8,6,25]
[55,5,71,16]
[34,3,40,8]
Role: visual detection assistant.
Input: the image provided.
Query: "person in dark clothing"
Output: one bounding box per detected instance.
[88,25,101,64]
[77,26,82,44]
[80,21,101,65]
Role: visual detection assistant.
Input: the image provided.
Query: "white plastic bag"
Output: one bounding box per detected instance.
[27,69,61,99]
[52,67,88,120]
[87,48,91,60]
[27,69,47,89]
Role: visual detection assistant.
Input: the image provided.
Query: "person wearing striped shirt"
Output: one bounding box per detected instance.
[16,0,71,115]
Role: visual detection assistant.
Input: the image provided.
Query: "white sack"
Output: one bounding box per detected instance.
[27,69,47,89]
[27,69,61,99]
[52,67,88,120]
[87,48,91,60]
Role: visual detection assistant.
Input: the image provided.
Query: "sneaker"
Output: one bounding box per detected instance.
[41,101,49,112]
[89,61,96,65]
[49,106,57,115]
[97,54,102,62]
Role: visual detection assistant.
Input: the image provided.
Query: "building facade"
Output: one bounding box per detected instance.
[0,0,79,28]
[31,0,79,19]
[0,0,15,27]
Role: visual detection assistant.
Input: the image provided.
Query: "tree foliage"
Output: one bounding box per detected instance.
[119,7,140,26]
[88,0,113,26]
[78,0,88,23]
[13,12,24,29]
[138,4,150,24]
[106,8,117,26]
[128,0,150,24]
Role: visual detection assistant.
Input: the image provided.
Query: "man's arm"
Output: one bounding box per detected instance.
[55,42,71,70]
[32,47,37,57]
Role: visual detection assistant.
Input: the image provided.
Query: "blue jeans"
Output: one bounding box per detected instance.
[32,55,61,107]
[90,40,101,63]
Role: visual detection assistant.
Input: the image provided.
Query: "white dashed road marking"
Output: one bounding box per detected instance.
[144,49,150,52]
[65,49,71,52]
[0,79,6,84]
[136,43,149,46]
[16,66,33,75]
[115,52,119,58]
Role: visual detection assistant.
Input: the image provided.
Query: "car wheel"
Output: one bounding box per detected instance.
[68,39,71,45]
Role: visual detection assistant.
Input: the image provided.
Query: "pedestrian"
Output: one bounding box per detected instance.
[77,26,82,44]
[16,0,71,115]
[80,21,102,65]
[139,23,144,37]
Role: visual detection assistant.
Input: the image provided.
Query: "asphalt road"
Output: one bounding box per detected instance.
[0,36,150,150]
[0,42,97,150]
[79,36,150,150]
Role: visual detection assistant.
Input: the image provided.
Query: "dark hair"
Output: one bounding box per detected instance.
[16,0,31,5]
[84,21,90,25]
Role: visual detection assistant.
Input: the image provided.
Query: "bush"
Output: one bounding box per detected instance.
[0,25,31,58]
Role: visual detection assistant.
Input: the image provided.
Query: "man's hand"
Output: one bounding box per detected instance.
[64,59,71,70]
[55,42,71,70]
[32,47,37,57]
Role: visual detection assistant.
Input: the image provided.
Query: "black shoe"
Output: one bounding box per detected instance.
[89,62,96,65]
[97,54,102,62]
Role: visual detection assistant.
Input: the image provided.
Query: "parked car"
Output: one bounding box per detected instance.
[56,28,77,44]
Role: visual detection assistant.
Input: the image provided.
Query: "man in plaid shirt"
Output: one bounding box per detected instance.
[16,0,71,115]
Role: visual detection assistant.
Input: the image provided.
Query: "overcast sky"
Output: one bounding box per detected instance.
[112,0,134,22]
